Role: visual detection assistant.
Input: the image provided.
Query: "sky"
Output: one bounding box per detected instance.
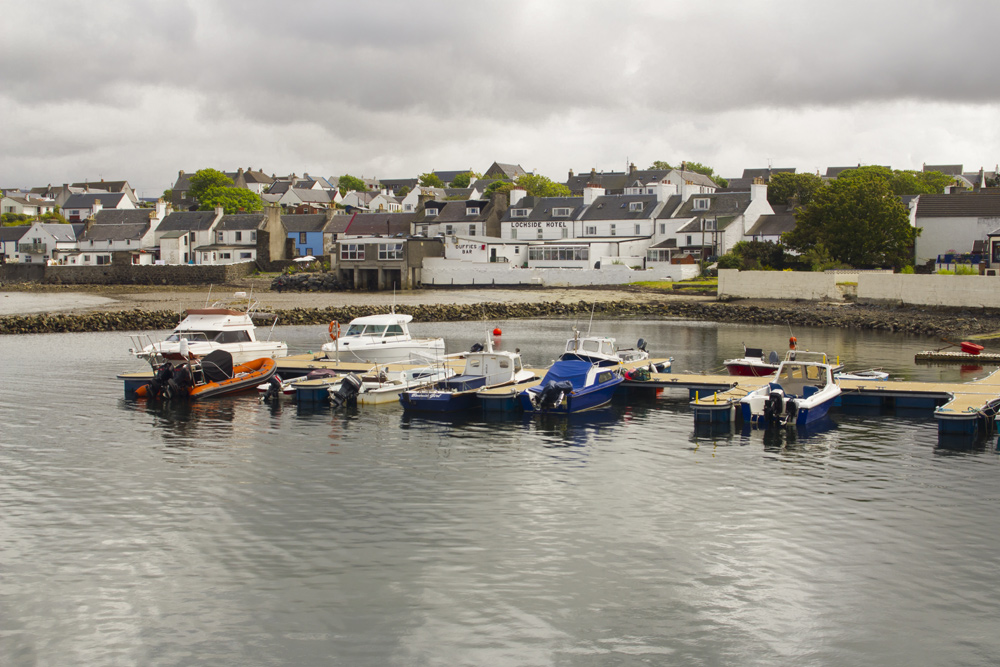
[2,0,998,199]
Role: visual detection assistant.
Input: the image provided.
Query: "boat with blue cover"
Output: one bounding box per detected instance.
[519,359,623,414]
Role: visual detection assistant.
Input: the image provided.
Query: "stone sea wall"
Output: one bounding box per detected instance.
[2,299,998,340]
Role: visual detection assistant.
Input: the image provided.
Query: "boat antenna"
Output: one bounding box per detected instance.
[205,284,213,308]
[391,284,396,314]
[587,302,596,336]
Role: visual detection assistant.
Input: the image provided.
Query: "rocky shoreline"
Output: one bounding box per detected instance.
[3,296,1000,344]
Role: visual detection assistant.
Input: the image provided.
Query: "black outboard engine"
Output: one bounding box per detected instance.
[536,380,574,410]
[785,399,798,423]
[637,338,647,352]
[142,363,174,399]
[763,391,785,425]
[163,364,193,400]
[262,375,283,403]
[470,342,484,353]
[330,373,362,408]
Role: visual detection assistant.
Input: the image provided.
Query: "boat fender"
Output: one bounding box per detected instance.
[328,320,340,340]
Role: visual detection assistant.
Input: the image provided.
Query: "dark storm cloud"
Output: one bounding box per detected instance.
[1,0,998,189]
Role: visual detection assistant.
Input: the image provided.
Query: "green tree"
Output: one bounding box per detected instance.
[419,172,444,188]
[337,174,367,196]
[835,165,954,196]
[716,240,786,271]
[188,168,234,203]
[783,172,916,269]
[396,185,411,197]
[648,160,672,170]
[767,172,825,207]
[162,189,173,201]
[198,186,263,214]
[450,171,480,188]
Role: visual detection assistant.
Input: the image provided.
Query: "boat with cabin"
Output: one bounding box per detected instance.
[519,359,623,414]
[399,341,534,413]
[320,312,445,364]
[739,351,842,427]
[130,291,287,366]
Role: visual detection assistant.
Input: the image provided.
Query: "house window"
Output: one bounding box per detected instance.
[221,252,231,259]
[425,207,439,216]
[341,244,364,260]
[235,231,242,241]
[96,255,110,265]
[561,228,568,239]
[511,228,517,240]
[305,248,313,256]
[251,231,256,241]
[686,235,692,246]
[299,232,307,243]
[703,219,716,230]
[528,246,589,261]
[693,198,710,210]
[240,252,252,259]
[629,201,643,212]
[445,225,453,236]
[610,224,616,236]
[586,226,597,236]
[660,223,666,234]
[404,204,413,211]
[553,207,571,217]
[469,225,476,236]
[466,207,480,215]
[635,224,641,235]
[379,243,404,260]
[83,255,90,262]
[218,232,224,243]
[511,209,528,218]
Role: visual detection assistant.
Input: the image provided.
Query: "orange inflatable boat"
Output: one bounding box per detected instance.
[134,349,277,401]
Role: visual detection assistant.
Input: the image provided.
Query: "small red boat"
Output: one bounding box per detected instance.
[724,345,782,377]
[960,341,984,355]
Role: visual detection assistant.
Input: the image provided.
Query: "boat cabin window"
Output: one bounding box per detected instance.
[468,359,481,370]
[597,371,614,384]
[499,359,509,369]
[166,331,211,342]
[216,330,252,343]
[384,325,404,337]
[601,341,614,355]
[582,340,600,353]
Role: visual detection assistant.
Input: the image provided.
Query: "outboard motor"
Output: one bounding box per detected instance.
[262,375,283,403]
[785,399,798,423]
[470,342,484,353]
[536,380,574,410]
[330,373,362,408]
[163,364,193,400]
[637,338,647,352]
[142,363,174,399]
[763,390,785,425]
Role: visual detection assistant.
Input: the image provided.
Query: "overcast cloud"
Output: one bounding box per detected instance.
[2,0,997,197]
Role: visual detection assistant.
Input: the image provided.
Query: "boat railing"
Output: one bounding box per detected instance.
[128,333,165,366]
[783,350,829,364]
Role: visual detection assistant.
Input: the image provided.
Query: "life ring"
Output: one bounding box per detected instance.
[328,320,340,340]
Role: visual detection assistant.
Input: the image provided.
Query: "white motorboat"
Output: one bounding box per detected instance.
[320,312,445,364]
[329,365,456,407]
[739,351,842,427]
[560,330,663,368]
[130,292,287,366]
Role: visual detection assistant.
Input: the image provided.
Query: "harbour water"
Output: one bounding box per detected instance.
[2,318,999,665]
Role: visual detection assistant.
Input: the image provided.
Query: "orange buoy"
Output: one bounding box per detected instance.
[789,336,797,350]
[493,327,502,336]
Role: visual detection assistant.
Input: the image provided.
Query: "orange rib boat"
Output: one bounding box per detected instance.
[133,349,277,401]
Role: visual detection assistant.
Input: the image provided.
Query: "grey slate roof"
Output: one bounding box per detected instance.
[80,222,149,242]
[342,212,416,236]
[218,213,266,230]
[93,209,154,225]
[671,192,753,220]
[71,180,130,194]
[485,162,527,180]
[63,192,128,209]
[281,214,328,233]
[924,164,963,175]
[0,225,30,242]
[379,178,419,191]
[501,196,585,222]
[288,188,332,204]
[423,199,491,223]
[915,192,1000,218]
[578,194,661,221]
[565,168,716,194]
[157,210,218,232]
[741,167,796,179]
[745,205,797,237]
[39,223,84,242]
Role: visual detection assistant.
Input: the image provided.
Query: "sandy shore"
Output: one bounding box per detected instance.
[0,284,709,316]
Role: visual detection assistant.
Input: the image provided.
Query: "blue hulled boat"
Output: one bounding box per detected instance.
[519,359,623,414]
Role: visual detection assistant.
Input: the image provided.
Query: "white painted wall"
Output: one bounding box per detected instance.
[858,273,1000,308]
[422,257,698,286]
[718,268,842,300]
[916,215,1000,264]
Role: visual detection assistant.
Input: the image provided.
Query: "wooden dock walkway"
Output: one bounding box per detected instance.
[628,369,1000,434]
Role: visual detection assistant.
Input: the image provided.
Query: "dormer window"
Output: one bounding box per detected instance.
[511,208,528,218]
[629,202,644,212]
[693,198,710,210]
[553,207,571,217]
[703,218,716,230]
[425,207,439,216]
[466,206,480,216]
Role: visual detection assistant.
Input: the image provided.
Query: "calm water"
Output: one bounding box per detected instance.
[2,319,999,666]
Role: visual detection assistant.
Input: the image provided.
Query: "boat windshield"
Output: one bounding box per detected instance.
[165,331,212,342]
[346,324,387,337]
